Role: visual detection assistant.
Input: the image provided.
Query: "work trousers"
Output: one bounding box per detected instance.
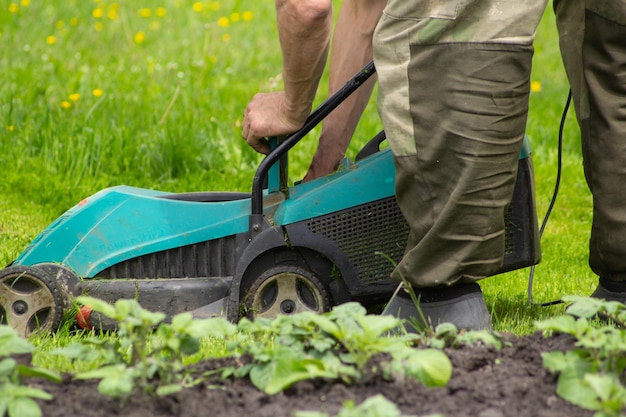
[373,0,626,287]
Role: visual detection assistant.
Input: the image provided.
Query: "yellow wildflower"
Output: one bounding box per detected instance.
[69,93,80,101]
[208,2,220,11]
[7,125,15,132]
[61,101,71,109]
[156,7,166,17]
[242,11,253,21]
[20,0,29,6]
[217,17,229,27]
[192,2,202,12]
[230,12,240,22]
[46,35,57,45]
[531,81,542,93]
[139,8,151,17]
[8,3,19,13]
[134,31,146,44]
[92,89,104,97]
[92,8,103,18]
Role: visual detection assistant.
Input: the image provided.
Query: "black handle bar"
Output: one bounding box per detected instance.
[250,60,376,217]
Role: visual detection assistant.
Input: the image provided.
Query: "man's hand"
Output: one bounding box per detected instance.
[242,91,309,154]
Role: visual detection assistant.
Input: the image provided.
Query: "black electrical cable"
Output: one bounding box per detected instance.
[527,89,573,307]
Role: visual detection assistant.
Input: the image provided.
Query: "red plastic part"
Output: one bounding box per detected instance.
[76,306,92,329]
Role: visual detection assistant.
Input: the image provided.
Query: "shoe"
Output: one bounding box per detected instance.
[591,280,626,303]
[384,282,492,332]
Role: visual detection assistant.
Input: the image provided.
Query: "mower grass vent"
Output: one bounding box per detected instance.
[96,236,238,279]
[306,196,409,285]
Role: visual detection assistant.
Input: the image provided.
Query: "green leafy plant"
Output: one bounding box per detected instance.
[220,302,452,394]
[53,296,234,401]
[294,394,426,417]
[410,321,508,351]
[535,296,626,417]
[0,326,61,417]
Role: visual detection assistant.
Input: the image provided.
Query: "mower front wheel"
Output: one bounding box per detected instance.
[244,265,331,319]
[0,265,66,338]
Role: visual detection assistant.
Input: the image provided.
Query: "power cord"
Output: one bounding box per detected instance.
[527,89,573,307]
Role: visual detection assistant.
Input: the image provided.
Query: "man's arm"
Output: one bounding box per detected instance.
[242,0,333,154]
[303,0,386,181]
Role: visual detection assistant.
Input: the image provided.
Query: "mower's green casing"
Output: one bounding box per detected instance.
[9,136,539,324]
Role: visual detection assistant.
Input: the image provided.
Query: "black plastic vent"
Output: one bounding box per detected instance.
[306,197,409,284]
[96,236,238,279]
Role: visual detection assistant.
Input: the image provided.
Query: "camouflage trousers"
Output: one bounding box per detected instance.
[373,0,626,287]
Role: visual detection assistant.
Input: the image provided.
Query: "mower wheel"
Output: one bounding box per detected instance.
[244,265,331,319]
[0,265,65,338]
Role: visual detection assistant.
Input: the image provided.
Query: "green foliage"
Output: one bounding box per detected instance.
[0,326,60,417]
[294,394,431,417]
[417,322,509,351]
[536,296,626,417]
[52,296,233,401]
[219,302,452,395]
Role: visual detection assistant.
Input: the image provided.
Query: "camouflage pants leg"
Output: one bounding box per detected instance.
[373,0,548,287]
[555,0,626,281]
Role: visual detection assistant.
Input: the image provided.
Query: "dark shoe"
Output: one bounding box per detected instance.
[384,282,492,332]
[591,279,626,303]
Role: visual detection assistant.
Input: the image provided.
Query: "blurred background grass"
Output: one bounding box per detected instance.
[0,1,595,335]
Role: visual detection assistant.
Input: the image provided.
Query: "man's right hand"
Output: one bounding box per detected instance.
[242,91,309,155]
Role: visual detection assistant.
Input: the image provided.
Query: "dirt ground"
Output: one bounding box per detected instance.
[28,331,594,417]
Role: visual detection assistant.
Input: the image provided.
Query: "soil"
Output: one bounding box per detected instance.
[27,332,594,417]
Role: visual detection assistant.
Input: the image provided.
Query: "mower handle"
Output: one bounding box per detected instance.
[250,61,377,224]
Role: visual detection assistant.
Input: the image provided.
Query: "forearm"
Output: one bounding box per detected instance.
[242,0,333,154]
[276,0,333,124]
[305,0,386,180]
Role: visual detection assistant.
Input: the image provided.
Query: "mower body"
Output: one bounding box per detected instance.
[3,137,539,327]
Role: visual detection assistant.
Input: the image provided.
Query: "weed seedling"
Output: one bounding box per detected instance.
[536,296,626,417]
[221,302,452,394]
[0,326,60,417]
[53,296,235,401]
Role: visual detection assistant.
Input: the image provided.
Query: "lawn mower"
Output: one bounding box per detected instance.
[0,62,541,337]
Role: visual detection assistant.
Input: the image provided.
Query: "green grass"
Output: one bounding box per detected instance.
[0,0,600,354]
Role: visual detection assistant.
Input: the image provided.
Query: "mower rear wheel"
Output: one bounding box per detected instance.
[244,265,330,319]
[0,266,65,338]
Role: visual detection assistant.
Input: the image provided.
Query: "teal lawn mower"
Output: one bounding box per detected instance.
[0,62,541,337]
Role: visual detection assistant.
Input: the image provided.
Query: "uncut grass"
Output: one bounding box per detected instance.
[0,0,599,367]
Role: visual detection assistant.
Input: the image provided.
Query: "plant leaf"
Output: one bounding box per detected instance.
[7,396,43,417]
[76,296,117,319]
[555,365,601,411]
[156,384,183,396]
[15,365,62,383]
[186,317,237,339]
[0,326,34,356]
[393,348,452,388]
[0,358,17,375]
[2,385,53,401]
[249,349,335,395]
[535,315,578,335]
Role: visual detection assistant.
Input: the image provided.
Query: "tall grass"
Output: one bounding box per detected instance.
[0,0,597,338]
